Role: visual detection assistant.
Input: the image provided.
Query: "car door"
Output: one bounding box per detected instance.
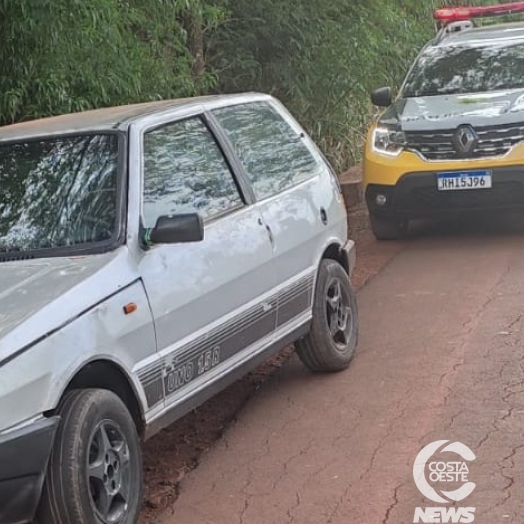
[212,100,344,329]
[136,114,277,412]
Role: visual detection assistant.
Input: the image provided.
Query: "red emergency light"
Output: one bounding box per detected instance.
[434,2,524,25]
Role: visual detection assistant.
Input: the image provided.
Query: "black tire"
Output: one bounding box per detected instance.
[296,259,358,372]
[369,213,406,240]
[38,389,143,524]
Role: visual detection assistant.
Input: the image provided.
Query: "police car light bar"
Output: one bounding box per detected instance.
[434,2,524,25]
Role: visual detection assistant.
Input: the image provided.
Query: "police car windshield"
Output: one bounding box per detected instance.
[403,41,524,97]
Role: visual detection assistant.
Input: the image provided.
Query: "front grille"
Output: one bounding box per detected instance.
[405,123,524,161]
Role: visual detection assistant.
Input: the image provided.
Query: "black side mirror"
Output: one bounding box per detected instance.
[147,213,204,245]
[371,87,393,108]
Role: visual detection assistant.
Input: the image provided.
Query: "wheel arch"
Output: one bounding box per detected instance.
[54,359,145,438]
[321,242,350,275]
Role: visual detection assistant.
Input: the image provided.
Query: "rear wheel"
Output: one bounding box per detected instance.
[369,213,407,240]
[38,389,142,524]
[296,259,358,372]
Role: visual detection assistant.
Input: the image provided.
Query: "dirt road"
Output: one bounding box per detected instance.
[158,216,524,524]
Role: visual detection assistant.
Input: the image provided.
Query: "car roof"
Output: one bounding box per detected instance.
[0,93,271,142]
[434,20,524,48]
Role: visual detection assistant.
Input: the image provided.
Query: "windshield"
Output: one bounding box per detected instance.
[0,133,120,255]
[403,42,524,97]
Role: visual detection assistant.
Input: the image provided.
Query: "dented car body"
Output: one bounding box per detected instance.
[0,94,357,524]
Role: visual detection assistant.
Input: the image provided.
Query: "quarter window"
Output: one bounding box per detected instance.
[213,102,321,200]
[143,118,242,228]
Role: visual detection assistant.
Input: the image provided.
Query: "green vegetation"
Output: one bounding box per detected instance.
[0,0,507,171]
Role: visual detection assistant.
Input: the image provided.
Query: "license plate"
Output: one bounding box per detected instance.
[437,170,492,191]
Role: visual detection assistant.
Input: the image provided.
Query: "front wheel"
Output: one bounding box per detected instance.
[38,389,143,524]
[296,259,358,372]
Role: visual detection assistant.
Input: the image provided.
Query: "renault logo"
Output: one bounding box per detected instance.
[453,125,478,155]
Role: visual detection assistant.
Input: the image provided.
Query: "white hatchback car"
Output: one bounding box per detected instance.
[0,93,357,524]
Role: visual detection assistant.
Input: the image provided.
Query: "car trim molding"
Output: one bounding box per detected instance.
[137,271,315,408]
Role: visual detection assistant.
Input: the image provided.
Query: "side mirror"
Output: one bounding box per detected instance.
[371,87,393,108]
[147,213,204,245]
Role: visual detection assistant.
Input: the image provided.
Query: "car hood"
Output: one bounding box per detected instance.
[0,248,139,365]
[380,89,524,131]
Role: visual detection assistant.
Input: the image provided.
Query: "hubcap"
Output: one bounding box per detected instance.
[87,421,131,524]
[326,278,352,349]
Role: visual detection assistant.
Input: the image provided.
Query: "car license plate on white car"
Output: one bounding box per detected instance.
[437,170,492,191]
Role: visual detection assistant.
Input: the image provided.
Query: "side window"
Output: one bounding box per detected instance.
[142,117,243,228]
[213,102,322,200]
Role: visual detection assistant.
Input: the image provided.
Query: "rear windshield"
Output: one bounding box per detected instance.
[402,42,524,97]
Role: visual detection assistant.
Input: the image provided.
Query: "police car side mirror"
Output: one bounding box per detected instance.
[371,87,393,108]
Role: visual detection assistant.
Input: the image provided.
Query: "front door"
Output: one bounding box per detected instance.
[137,115,276,411]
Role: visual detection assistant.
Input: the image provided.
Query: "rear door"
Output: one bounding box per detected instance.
[212,101,344,329]
[136,114,277,412]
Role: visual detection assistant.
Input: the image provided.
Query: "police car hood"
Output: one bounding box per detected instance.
[380,89,524,131]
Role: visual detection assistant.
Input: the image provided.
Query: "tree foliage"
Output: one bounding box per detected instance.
[0,0,217,122]
[0,0,510,171]
[208,0,508,169]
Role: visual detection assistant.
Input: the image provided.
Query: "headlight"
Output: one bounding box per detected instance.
[372,127,406,157]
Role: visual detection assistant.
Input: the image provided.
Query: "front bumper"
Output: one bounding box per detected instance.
[0,416,59,524]
[366,166,524,219]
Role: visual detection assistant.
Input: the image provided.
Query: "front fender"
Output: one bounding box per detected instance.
[0,281,157,433]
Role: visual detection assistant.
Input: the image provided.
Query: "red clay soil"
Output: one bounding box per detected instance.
[139,205,406,524]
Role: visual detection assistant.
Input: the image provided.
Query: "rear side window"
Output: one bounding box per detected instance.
[142,117,243,228]
[213,102,321,200]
